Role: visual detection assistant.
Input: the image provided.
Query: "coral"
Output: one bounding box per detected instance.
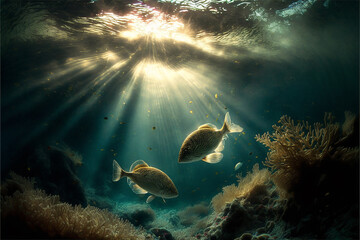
[255,112,359,239]
[203,187,286,240]
[211,164,271,213]
[202,112,359,240]
[1,173,146,240]
[1,171,35,196]
[255,113,359,198]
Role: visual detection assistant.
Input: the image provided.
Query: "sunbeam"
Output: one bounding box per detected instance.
[2,0,359,239]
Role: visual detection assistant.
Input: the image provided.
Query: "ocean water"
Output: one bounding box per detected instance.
[1,0,359,239]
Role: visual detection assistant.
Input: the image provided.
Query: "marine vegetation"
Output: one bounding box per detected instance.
[204,164,283,240]
[255,112,359,201]
[1,172,147,240]
[211,163,271,213]
[202,112,359,240]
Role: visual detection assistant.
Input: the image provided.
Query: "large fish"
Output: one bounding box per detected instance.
[113,160,178,203]
[178,112,243,164]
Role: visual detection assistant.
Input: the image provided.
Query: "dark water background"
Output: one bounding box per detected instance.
[1,0,359,209]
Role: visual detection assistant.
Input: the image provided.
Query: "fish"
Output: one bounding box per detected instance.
[234,162,243,171]
[178,112,243,164]
[112,160,178,203]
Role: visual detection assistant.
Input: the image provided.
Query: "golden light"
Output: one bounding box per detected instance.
[101,51,119,61]
[119,9,185,40]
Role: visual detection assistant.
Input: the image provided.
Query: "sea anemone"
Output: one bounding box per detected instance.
[1,173,146,240]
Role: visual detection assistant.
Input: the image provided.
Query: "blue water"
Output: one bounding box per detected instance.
[1,0,359,238]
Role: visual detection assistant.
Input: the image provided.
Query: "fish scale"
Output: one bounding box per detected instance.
[178,112,243,163]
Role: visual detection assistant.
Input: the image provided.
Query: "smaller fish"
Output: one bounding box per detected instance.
[104,117,108,120]
[152,126,156,130]
[234,162,243,171]
[113,160,178,203]
[249,152,253,155]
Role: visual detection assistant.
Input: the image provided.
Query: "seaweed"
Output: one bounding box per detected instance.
[211,164,271,213]
[255,112,359,200]
[1,173,147,240]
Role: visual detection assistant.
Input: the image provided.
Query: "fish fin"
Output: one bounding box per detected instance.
[129,160,149,172]
[162,198,166,204]
[127,178,148,194]
[235,162,243,171]
[146,195,156,203]
[202,153,223,164]
[113,160,124,182]
[198,123,217,130]
[222,112,243,134]
[215,138,226,152]
[133,164,148,172]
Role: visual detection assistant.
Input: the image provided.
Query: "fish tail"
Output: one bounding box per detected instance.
[112,160,126,182]
[222,112,243,134]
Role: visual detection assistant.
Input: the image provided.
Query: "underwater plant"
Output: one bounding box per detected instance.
[253,112,359,239]
[1,172,146,240]
[211,164,271,213]
[255,112,359,199]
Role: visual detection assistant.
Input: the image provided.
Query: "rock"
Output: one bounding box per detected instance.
[12,144,87,207]
[151,228,174,240]
[265,221,275,232]
[221,200,253,238]
[121,206,155,227]
[256,227,266,234]
[237,232,253,240]
[257,233,271,240]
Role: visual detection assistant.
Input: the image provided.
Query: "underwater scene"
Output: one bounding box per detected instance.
[1,0,359,239]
